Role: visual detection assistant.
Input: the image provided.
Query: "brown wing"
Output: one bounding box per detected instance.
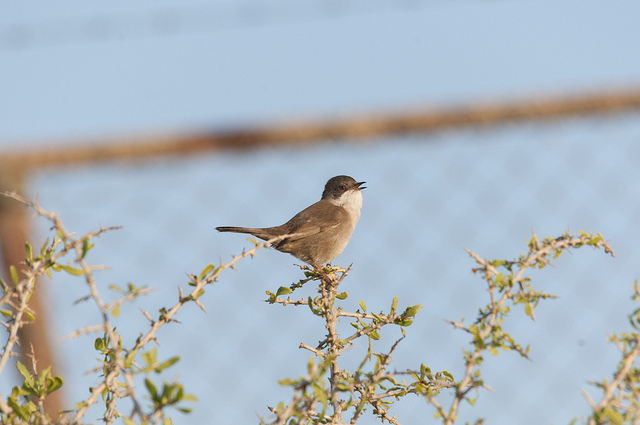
[269,200,345,246]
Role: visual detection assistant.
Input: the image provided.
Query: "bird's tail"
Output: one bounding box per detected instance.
[216,226,274,241]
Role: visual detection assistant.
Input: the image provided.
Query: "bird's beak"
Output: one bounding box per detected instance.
[354,181,366,190]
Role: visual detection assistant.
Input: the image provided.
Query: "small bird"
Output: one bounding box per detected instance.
[216,175,365,267]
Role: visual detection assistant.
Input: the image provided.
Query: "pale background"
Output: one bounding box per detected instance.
[2,1,640,424]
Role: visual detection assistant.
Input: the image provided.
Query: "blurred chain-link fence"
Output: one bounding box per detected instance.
[2,112,640,424]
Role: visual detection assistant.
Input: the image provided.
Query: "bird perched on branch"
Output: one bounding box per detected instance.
[216,175,365,267]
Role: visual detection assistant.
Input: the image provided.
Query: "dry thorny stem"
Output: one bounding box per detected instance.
[264,263,453,425]
[433,230,615,425]
[581,333,640,423]
[0,191,121,423]
[269,234,617,425]
[580,283,640,424]
[0,191,292,424]
[1,191,630,425]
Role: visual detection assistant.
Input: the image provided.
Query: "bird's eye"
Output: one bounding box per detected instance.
[339,184,346,191]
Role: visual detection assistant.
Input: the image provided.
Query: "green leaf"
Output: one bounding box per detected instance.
[46,376,64,394]
[16,360,33,381]
[156,356,180,373]
[10,265,19,284]
[442,370,455,382]
[403,304,423,318]
[81,240,95,259]
[336,292,349,300]
[25,242,33,260]
[276,286,292,296]
[600,406,624,425]
[199,264,215,281]
[370,330,380,340]
[0,309,12,317]
[587,235,603,245]
[38,366,51,386]
[308,296,319,315]
[312,383,328,406]
[336,382,350,391]
[94,338,104,351]
[395,319,413,327]
[108,284,123,293]
[143,348,157,366]
[40,238,49,255]
[181,393,198,402]
[145,378,158,399]
[111,305,120,318]
[524,302,533,318]
[359,300,367,313]
[125,350,137,368]
[265,291,276,302]
[24,308,36,322]
[20,383,38,397]
[629,307,640,330]
[390,296,398,315]
[60,264,85,276]
[7,397,29,420]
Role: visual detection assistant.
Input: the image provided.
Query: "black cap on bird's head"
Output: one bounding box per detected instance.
[321,175,366,200]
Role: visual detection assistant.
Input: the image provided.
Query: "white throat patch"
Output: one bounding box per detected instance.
[330,189,363,218]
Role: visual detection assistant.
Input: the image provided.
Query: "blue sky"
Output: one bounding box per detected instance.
[2,1,640,424]
[3,1,640,145]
